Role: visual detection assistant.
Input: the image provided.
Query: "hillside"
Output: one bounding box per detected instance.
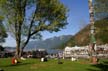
[24,35,72,53]
[59,18,108,49]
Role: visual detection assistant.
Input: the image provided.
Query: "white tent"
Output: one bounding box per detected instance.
[73,46,80,50]
[64,47,73,55]
[64,46,73,51]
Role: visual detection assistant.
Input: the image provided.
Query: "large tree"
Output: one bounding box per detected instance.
[0,0,68,57]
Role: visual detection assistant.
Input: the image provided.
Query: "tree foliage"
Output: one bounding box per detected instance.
[0,45,4,51]
[94,0,108,20]
[94,0,108,44]
[0,0,68,57]
[95,19,108,44]
[0,18,8,43]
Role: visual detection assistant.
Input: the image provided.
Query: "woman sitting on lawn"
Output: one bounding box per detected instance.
[11,56,18,64]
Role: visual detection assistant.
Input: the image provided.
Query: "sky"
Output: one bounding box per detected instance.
[41,0,90,39]
[2,0,90,47]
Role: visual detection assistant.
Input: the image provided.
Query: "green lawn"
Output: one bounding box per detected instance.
[0,58,108,71]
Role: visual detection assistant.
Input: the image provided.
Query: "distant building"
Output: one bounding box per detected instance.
[63,46,89,58]
[63,45,108,59]
[22,48,48,58]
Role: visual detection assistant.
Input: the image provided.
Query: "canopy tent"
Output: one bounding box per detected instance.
[64,46,89,51]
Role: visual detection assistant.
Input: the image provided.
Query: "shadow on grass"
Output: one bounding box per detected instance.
[87,61,108,71]
[1,62,34,67]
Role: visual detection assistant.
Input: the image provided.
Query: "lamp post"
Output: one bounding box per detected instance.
[88,0,97,64]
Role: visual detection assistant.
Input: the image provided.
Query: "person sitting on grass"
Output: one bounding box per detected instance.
[41,56,47,62]
[11,56,19,64]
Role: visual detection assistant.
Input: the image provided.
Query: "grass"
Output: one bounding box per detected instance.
[0,58,108,71]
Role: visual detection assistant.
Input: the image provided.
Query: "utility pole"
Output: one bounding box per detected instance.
[88,0,97,64]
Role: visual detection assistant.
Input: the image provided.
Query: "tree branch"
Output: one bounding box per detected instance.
[21,6,37,50]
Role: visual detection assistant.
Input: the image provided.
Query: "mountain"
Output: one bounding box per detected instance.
[60,18,108,49]
[24,35,72,53]
[4,46,16,52]
[75,18,108,45]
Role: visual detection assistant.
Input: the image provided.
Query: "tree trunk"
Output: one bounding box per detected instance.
[19,42,29,57]
[19,34,31,57]
[15,43,20,58]
[19,48,23,57]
